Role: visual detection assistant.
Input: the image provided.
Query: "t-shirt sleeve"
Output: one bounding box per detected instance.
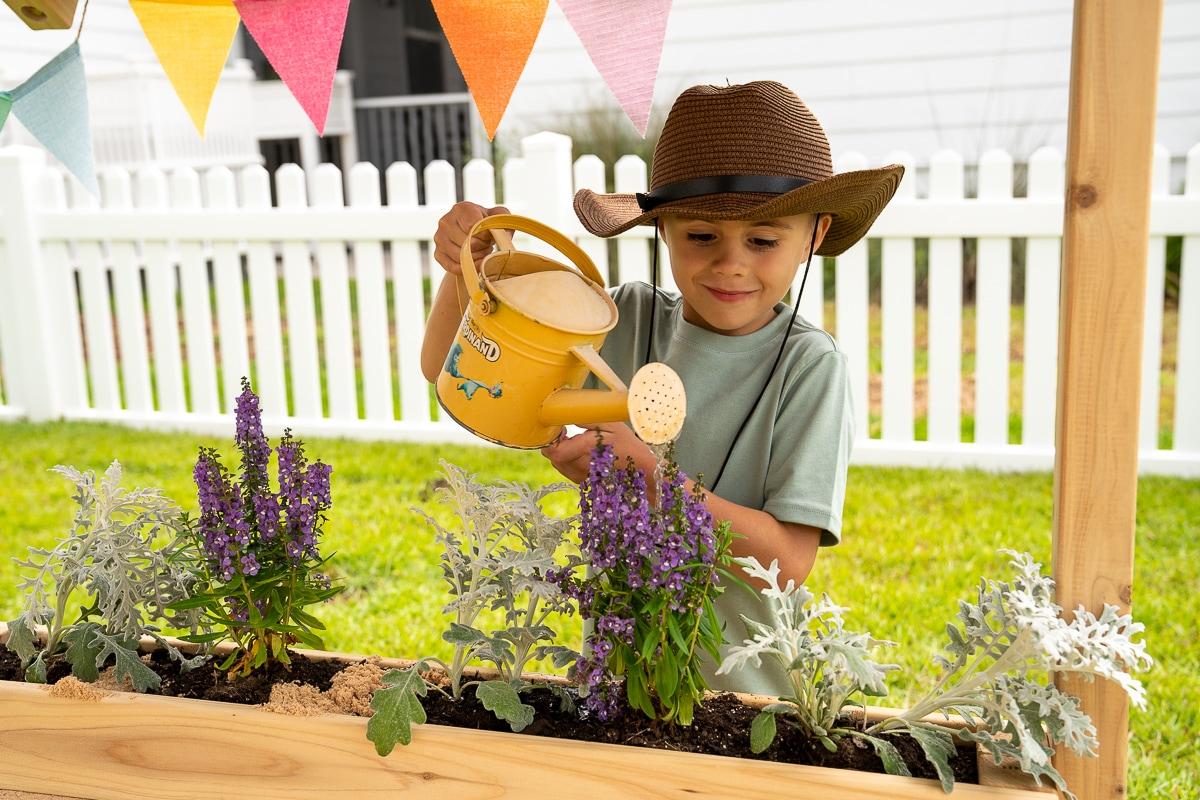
[761,349,854,547]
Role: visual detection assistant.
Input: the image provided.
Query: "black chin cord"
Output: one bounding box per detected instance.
[706,217,821,493]
[645,224,660,367]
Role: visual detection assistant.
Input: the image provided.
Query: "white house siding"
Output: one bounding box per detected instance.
[0,0,155,80]
[504,0,1200,185]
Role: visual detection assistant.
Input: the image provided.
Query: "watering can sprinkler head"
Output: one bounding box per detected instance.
[435,213,687,449]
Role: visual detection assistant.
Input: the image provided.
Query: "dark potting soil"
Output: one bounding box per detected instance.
[0,648,978,783]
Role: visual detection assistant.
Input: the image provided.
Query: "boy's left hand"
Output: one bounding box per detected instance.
[540,422,657,484]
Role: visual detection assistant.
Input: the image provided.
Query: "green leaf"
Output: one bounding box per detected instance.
[666,615,688,653]
[442,623,487,647]
[903,723,958,794]
[3,616,38,663]
[475,680,535,732]
[367,664,429,756]
[654,656,679,702]
[860,733,911,778]
[24,654,48,684]
[750,711,777,754]
[62,624,105,683]
[89,629,161,692]
[167,595,214,611]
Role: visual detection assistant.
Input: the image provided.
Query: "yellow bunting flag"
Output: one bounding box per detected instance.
[130,0,241,137]
[431,0,549,140]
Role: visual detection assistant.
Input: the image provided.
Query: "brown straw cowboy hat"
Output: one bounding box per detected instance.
[573,81,904,256]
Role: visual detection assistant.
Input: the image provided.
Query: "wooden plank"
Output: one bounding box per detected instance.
[386,163,431,424]
[276,164,323,418]
[349,163,395,422]
[312,164,359,421]
[171,169,219,415]
[881,152,916,442]
[974,149,1014,446]
[1052,1,1163,797]
[1175,143,1200,451]
[0,681,1044,800]
[833,153,871,442]
[1021,148,1064,448]
[205,167,252,413]
[240,166,289,417]
[926,149,963,444]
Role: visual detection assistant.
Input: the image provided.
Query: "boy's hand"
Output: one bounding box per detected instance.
[540,422,658,485]
[432,201,510,277]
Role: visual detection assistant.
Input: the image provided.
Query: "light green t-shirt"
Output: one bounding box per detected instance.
[593,281,855,697]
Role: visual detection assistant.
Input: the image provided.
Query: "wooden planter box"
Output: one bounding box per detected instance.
[0,626,1051,799]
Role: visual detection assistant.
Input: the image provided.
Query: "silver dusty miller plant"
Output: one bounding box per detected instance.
[367,462,583,755]
[716,557,905,767]
[866,550,1152,797]
[3,462,209,691]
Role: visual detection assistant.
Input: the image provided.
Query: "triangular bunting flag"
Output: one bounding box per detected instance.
[0,92,12,132]
[558,0,672,137]
[234,0,350,135]
[432,0,549,139]
[130,0,241,137]
[5,42,98,195]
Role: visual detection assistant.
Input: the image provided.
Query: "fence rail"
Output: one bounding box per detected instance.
[0,133,1196,475]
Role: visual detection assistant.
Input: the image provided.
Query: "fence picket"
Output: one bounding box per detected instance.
[927,149,964,444]
[39,169,88,411]
[206,167,252,413]
[975,149,1014,446]
[463,158,496,207]
[100,169,153,413]
[1176,144,1200,451]
[833,153,870,441]
[350,163,396,422]
[387,162,431,423]
[240,166,288,417]
[615,156,649,287]
[136,168,186,414]
[276,164,323,418]
[881,152,916,442]
[794,247,822,330]
[313,164,359,420]
[573,155,610,286]
[172,168,219,415]
[424,160,458,302]
[70,181,121,411]
[1139,145,1170,450]
[1022,147,1063,448]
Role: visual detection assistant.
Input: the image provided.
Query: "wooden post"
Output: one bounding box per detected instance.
[1053,1,1163,798]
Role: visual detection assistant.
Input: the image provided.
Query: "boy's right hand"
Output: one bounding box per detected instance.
[432,201,511,277]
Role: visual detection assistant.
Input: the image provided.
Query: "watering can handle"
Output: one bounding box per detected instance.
[460,213,607,301]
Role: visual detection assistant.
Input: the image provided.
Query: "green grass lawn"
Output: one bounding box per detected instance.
[0,421,1194,798]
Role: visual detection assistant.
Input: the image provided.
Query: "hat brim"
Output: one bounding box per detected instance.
[573,165,904,257]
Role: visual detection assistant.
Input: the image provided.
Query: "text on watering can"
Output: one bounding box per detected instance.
[461,317,501,362]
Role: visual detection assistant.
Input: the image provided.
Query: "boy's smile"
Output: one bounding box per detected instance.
[661,213,831,337]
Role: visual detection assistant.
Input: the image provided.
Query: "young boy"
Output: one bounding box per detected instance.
[422,81,902,696]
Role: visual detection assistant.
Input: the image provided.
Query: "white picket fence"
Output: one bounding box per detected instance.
[0,133,1197,475]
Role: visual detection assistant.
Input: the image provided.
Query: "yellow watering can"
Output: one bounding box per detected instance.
[436,213,686,449]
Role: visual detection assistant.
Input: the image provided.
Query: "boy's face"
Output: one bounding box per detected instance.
[661,213,831,336]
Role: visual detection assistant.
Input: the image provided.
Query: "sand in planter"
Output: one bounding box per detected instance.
[490,271,611,331]
[262,658,387,717]
[45,676,106,702]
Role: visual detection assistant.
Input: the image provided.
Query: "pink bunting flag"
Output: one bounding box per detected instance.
[557,0,673,137]
[234,0,351,135]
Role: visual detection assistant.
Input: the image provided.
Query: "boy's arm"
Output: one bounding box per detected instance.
[422,201,511,383]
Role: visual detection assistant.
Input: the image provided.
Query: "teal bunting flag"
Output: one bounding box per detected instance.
[0,91,12,132]
[1,42,98,195]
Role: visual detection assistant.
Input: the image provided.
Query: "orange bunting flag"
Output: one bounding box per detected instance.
[130,0,242,137]
[431,0,550,140]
